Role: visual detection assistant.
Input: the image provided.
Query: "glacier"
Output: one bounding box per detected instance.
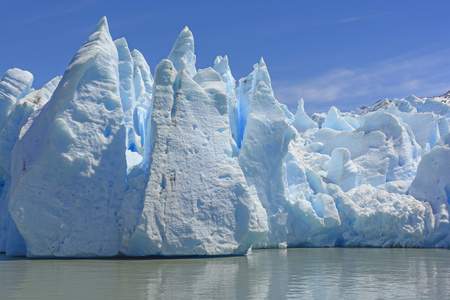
[0,17,449,257]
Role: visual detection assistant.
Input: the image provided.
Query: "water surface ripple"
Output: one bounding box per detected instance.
[1,248,449,299]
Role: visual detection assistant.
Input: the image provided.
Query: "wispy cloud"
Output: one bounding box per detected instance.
[19,1,84,25]
[338,11,392,24]
[272,48,450,114]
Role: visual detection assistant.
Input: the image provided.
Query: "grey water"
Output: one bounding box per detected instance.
[1,248,449,299]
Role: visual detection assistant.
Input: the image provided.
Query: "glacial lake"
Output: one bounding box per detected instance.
[1,248,449,299]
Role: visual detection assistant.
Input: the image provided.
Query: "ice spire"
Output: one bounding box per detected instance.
[114,38,141,160]
[0,69,34,130]
[213,55,239,150]
[236,57,272,148]
[8,16,127,257]
[131,49,153,171]
[291,98,318,132]
[0,76,60,256]
[94,16,109,32]
[238,80,295,248]
[125,62,268,256]
[168,26,196,77]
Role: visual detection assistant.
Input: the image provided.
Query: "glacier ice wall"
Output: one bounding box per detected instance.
[0,17,449,257]
[238,80,294,248]
[0,76,61,255]
[8,17,128,257]
[410,132,450,246]
[125,62,268,256]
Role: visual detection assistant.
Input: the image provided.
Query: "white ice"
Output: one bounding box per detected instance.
[1,17,449,257]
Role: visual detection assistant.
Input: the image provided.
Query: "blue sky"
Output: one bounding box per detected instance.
[1,0,449,113]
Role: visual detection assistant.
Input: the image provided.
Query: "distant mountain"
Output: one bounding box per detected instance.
[355,90,450,115]
[430,90,450,104]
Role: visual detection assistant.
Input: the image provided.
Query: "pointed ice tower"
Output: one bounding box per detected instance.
[0,76,60,255]
[8,17,127,257]
[115,38,139,151]
[236,58,271,148]
[125,61,268,256]
[131,49,153,164]
[0,68,34,254]
[168,26,196,77]
[238,80,295,248]
[213,55,239,152]
[115,38,144,173]
[131,49,153,171]
[0,68,34,130]
[291,98,318,132]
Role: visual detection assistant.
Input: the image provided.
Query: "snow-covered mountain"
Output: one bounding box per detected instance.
[431,90,450,105]
[0,17,449,257]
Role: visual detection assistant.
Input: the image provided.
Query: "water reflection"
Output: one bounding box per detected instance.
[1,248,449,299]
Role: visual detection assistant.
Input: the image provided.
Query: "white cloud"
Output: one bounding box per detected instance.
[272,48,450,114]
[338,12,392,24]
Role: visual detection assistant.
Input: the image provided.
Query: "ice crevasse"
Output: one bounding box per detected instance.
[0,17,449,257]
